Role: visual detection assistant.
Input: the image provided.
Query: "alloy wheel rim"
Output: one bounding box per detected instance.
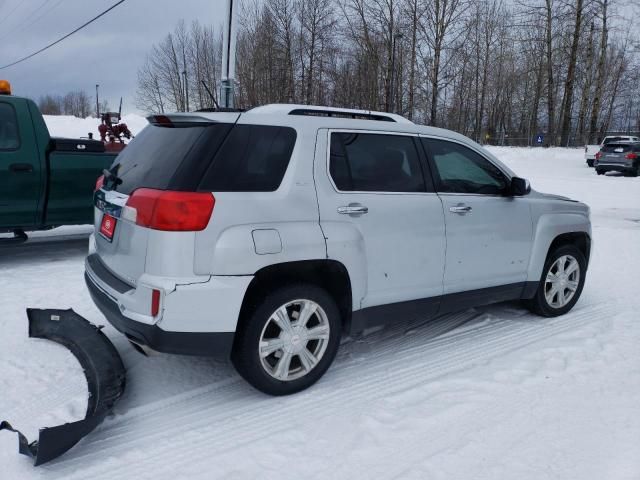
[259,299,330,381]
[544,255,580,308]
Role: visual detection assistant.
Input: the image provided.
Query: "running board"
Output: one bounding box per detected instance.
[0,309,126,466]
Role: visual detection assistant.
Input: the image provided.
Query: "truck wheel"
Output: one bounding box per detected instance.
[586,159,594,167]
[525,244,587,317]
[596,169,604,175]
[232,284,341,396]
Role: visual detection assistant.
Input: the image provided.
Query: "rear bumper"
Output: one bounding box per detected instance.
[595,163,635,173]
[85,273,234,358]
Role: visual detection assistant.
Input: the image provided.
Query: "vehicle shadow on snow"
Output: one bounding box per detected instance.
[0,237,88,268]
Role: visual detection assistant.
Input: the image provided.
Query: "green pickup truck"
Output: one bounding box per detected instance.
[0,84,118,242]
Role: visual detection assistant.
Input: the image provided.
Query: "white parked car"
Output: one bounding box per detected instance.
[86,105,592,395]
[585,135,640,167]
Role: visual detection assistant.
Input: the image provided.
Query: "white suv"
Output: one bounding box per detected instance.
[85,105,591,395]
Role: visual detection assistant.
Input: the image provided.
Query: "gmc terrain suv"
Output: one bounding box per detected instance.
[85,105,591,395]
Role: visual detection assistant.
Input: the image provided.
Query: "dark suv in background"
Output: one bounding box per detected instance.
[595,141,640,177]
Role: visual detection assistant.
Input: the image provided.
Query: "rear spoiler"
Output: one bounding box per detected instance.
[146,112,241,126]
[1,309,126,466]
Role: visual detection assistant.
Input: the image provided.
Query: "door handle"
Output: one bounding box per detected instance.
[9,163,33,173]
[449,205,472,214]
[337,204,369,215]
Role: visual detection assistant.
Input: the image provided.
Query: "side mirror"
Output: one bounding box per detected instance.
[510,176,530,196]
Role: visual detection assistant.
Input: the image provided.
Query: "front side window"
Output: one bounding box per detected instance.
[330,132,426,192]
[422,138,507,195]
[0,103,19,150]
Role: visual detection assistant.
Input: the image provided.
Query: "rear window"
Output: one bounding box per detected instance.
[601,144,633,153]
[603,137,628,145]
[110,122,233,195]
[198,125,296,192]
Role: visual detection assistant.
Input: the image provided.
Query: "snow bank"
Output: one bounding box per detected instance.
[43,114,149,139]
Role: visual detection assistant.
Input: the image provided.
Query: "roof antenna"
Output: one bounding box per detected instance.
[201,80,220,110]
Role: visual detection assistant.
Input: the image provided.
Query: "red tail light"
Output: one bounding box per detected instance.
[125,188,214,231]
[151,289,161,317]
[595,152,602,160]
[625,152,638,160]
[95,174,105,192]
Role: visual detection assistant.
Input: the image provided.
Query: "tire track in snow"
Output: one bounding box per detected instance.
[46,302,610,479]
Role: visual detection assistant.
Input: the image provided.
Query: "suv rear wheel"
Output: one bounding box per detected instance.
[232,284,341,395]
[525,244,587,317]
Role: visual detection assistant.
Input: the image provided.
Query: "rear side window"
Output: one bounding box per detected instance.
[329,132,426,192]
[601,144,633,153]
[0,102,19,150]
[603,137,627,145]
[199,125,296,192]
[111,123,232,195]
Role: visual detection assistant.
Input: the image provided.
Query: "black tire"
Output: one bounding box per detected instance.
[232,283,342,396]
[525,244,587,317]
[596,169,604,175]
[586,159,594,168]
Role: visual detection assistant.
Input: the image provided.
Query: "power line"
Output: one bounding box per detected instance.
[0,0,57,43]
[0,0,126,70]
[0,0,25,29]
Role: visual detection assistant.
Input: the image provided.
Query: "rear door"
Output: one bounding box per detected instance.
[421,137,533,295]
[0,99,42,228]
[315,129,446,310]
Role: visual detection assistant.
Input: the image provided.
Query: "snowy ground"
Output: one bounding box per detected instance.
[1,117,639,479]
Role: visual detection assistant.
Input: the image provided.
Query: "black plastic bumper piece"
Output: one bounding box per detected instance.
[85,272,234,359]
[0,309,126,466]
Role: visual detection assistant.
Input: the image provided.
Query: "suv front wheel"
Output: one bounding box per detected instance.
[526,244,587,317]
[232,284,342,395]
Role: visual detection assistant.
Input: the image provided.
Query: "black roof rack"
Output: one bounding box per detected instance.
[195,107,245,113]
[288,108,396,122]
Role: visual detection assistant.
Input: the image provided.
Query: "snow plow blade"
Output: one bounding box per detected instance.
[0,309,126,466]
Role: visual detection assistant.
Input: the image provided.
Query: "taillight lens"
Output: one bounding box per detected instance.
[95,174,105,192]
[151,289,161,317]
[625,152,638,160]
[125,188,214,231]
[595,152,602,160]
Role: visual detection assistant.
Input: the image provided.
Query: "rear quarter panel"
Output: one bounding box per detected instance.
[193,119,326,276]
[47,151,117,225]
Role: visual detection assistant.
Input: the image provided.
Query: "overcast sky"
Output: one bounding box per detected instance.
[0,0,225,113]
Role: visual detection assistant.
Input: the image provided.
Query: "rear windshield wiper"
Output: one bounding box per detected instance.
[102,166,123,190]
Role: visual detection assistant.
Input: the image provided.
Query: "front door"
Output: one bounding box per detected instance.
[421,137,533,295]
[0,99,41,228]
[315,129,446,310]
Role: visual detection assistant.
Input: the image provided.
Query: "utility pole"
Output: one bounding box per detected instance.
[95,84,100,117]
[390,33,403,113]
[182,70,189,112]
[220,0,237,109]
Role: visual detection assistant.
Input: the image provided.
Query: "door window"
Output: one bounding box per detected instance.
[330,132,426,192]
[0,103,19,150]
[422,138,507,195]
